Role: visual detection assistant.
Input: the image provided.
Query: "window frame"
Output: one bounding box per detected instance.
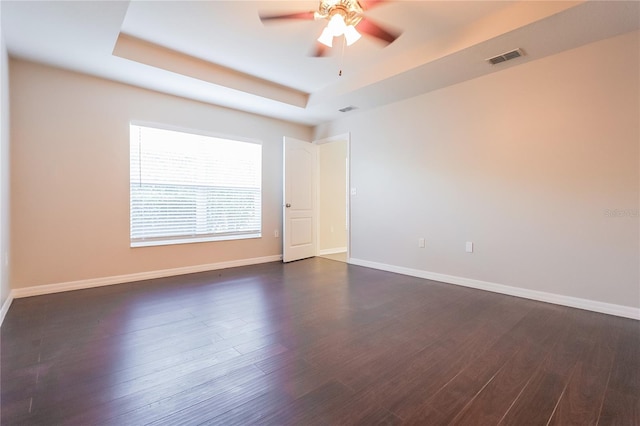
[129,121,263,248]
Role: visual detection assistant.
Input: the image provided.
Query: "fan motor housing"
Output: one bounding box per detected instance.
[318,0,364,26]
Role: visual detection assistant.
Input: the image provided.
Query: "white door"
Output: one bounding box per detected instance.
[283,137,317,262]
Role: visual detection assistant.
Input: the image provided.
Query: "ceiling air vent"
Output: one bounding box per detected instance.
[339,105,358,113]
[487,48,524,65]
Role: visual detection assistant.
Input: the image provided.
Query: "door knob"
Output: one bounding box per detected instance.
[285,203,291,208]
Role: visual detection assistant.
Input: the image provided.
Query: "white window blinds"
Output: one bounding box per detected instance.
[130,125,262,247]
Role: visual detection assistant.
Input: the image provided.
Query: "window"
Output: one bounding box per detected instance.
[130,124,262,247]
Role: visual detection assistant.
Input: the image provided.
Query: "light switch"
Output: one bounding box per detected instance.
[350,188,357,196]
[466,242,473,253]
[418,238,425,248]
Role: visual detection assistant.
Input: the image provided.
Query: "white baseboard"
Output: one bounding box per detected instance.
[348,258,640,320]
[0,292,14,327]
[11,255,283,299]
[8,255,637,323]
[319,247,348,256]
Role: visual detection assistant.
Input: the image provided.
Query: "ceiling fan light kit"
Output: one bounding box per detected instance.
[317,1,364,47]
[260,0,399,56]
[318,14,362,47]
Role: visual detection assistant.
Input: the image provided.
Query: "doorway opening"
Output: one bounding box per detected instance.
[316,136,349,263]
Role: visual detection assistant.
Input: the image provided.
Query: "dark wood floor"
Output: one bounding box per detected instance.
[2,258,638,425]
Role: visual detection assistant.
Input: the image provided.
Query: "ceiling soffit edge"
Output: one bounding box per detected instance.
[112,33,310,109]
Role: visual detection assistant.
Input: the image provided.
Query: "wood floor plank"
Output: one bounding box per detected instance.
[403,304,567,424]
[339,294,532,394]
[446,351,537,425]
[497,309,598,425]
[597,320,640,426]
[201,387,296,426]
[604,321,640,396]
[318,296,528,425]
[334,305,510,424]
[358,410,405,426]
[2,258,638,426]
[27,343,288,423]
[25,347,245,424]
[539,313,619,425]
[199,360,332,425]
[598,389,640,425]
[256,380,355,426]
[88,364,266,425]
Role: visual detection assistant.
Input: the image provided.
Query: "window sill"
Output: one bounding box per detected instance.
[131,233,262,248]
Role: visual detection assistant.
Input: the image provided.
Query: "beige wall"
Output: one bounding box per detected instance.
[318,139,348,252]
[316,31,640,309]
[0,25,9,306]
[10,59,311,289]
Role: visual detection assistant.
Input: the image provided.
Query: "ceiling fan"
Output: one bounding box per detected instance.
[260,0,400,57]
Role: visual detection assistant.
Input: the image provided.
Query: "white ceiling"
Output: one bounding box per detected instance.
[2,1,639,126]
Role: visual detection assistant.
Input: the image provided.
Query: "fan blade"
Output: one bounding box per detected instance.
[259,11,316,23]
[359,0,389,10]
[357,17,400,44]
[311,43,330,57]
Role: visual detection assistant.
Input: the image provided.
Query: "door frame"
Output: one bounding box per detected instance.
[313,132,351,262]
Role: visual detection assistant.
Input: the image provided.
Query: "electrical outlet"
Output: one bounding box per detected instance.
[350,188,357,196]
[418,237,425,248]
[274,229,279,238]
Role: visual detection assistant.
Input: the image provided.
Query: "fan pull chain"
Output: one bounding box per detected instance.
[339,36,346,77]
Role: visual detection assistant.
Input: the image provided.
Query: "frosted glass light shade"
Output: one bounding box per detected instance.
[318,27,334,47]
[328,14,346,36]
[344,25,361,46]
